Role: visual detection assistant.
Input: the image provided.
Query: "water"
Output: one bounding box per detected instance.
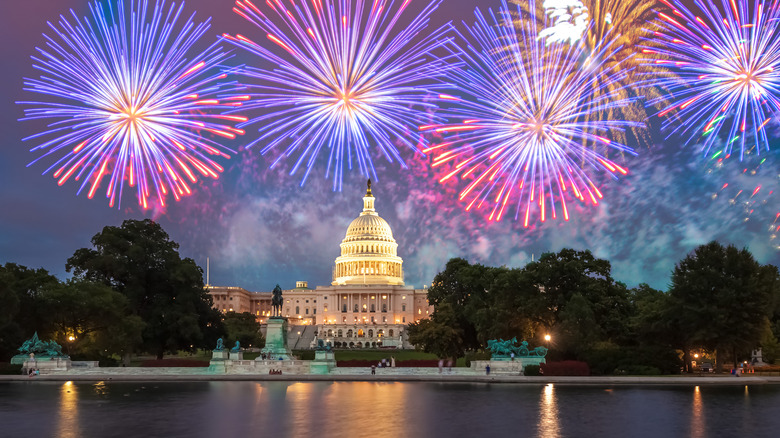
[1,381,779,437]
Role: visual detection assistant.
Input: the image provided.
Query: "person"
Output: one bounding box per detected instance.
[447,359,453,373]
[438,359,444,374]
[510,352,515,361]
[371,365,376,375]
[391,356,396,367]
[486,364,491,375]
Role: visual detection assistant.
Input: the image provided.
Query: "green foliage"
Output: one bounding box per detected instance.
[523,364,541,376]
[0,263,58,360]
[223,312,264,349]
[42,279,144,358]
[464,350,491,367]
[66,219,220,359]
[581,343,682,375]
[669,241,778,370]
[407,302,467,359]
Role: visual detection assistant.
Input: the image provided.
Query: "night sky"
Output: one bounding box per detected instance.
[1,0,778,293]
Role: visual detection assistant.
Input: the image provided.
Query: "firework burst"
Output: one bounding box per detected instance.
[520,0,662,147]
[224,0,450,191]
[646,0,780,160]
[19,0,244,209]
[420,0,641,226]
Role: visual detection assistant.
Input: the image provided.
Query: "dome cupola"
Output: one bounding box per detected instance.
[332,179,404,285]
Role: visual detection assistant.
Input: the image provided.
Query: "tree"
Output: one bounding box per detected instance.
[669,241,777,371]
[223,312,264,348]
[425,258,497,351]
[407,303,467,359]
[0,263,58,360]
[41,279,144,358]
[67,219,219,359]
[521,249,632,355]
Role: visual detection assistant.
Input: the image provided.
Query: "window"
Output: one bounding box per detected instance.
[230,297,233,301]
[382,304,387,312]
[368,329,373,337]
[338,329,343,337]
[389,329,394,337]
[371,317,375,323]
[382,316,386,323]
[305,308,309,315]
[402,304,406,312]
[313,308,316,314]
[296,306,300,314]
[418,309,421,315]
[402,317,406,323]
[306,300,309,303]
[370,304,375,312]
[354,304,359,312]
[358,329,364,337]
[342,317,346,323]
[342,304,347,313]
[327,329,333,337]
[347,329,353,338]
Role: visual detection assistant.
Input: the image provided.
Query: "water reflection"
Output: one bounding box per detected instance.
[691,386,704,438]
[57,381,80,438]
[537,384,560,438]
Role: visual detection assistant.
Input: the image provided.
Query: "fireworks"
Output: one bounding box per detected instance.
[647,0,780,160]
[19,0,243,209]
[420,0,640,226]
[521,0,661,147]
[224,0,450,191]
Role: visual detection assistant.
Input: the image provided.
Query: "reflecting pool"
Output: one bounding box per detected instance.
[1,381,779,437]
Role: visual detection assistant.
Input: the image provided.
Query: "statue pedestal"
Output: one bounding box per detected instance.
[229,352,244,361]
[310,350,336,374]
[259,317,293,360]
[23,357,71,374]
[473,357,546,375]
[211,350,229,361]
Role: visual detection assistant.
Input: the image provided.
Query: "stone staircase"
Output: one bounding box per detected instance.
[288,325,317,350]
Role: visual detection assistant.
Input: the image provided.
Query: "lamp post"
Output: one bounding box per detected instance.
[544,334,551,349]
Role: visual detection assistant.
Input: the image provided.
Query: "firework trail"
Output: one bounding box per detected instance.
[646,0,780,161]
[19,0,244,209]
[223,0,451,191]
[420,0,641,226]
[524,0,663,147]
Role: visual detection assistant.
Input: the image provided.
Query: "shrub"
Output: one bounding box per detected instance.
[524,364,541,376]
[541,361,590,376]
[464,351,491,367]
[0,364,23,375]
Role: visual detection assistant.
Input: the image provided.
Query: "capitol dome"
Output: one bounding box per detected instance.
[332,180,404,286]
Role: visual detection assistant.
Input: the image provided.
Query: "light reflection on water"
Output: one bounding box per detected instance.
[1,382,779,438]
[538,383,560,438]
[57,381,79,438]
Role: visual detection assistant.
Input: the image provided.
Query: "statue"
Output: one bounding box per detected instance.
[230,341,241,353]
[271,284,283,317]
[366,178,372,195]
[17,332,67,358]
[214,338,224,351]
[315,339,332,351]
[487,337,547,359]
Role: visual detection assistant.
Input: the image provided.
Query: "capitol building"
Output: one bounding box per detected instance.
[207,181,433,349]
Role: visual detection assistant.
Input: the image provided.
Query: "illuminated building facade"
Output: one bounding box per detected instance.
[207,182,432,348]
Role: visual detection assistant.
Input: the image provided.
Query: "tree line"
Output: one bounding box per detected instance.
[1,219,262,364]
[408,244,780,374]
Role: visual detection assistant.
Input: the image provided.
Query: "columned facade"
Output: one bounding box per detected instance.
[206,180,433,349]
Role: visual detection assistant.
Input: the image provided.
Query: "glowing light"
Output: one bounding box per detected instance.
[18,0,241,209]
[647,0,780,160]
[422,0,638,225]
[226,0,450,191]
